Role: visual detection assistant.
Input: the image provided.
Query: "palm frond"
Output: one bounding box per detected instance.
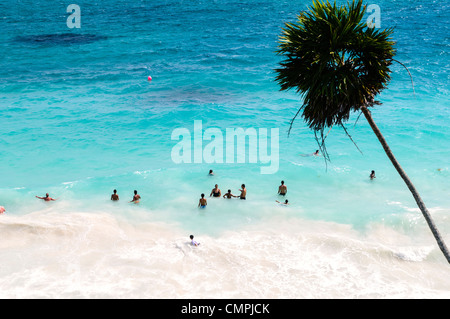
[276,0,396,136]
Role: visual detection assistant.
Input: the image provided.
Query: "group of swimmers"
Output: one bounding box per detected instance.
[110,189,141,203]
[32,190,142,204]
[198,170,290,208]
[0,167,377,215]
[198,183,248,208]
[1,168,378,248]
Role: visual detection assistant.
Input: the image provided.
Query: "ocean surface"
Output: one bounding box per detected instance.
[0,0,449,298]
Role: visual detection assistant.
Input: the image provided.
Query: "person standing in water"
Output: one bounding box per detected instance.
[210,184,221,197]
[238,184,247,200]
[130,190,141,203]
[198,193,207,208]
[35,193,57,201]
[370,170,376,180]
[111,189,119,201]
[278,180,287,196]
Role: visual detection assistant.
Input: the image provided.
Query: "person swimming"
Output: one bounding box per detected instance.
[370,170,376,180]
[198,193,207,208]
[301,150,320,157]
[190,235,200,246]
[278,180,287,196]
[208,169,214,176]
[111,189,119,201]
[276,199,289,205]
[130,190,141,203]
[210,184,221,197]
[223,189,236,199]
[35,193,57,201]
[239,184,246,200]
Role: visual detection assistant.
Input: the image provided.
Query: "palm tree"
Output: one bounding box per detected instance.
[275,0,450,263]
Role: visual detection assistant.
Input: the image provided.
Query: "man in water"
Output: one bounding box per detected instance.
[278,180,287,196]
[239,184,247,200]
[35,193,57,201]
[198,193,207,208]
[210,184,221,197]
[190,235,200,246]
[111,189,119,201]
[130,190,141,203]
[370,170,376,180]
[223,189,236,199]
[276,199,289,205]
[208,169,214,176]
[301,150,320,157]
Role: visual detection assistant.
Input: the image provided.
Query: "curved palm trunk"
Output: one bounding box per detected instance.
[361,106,450,263]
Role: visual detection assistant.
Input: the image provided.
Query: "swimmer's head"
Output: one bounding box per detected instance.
[241,184,245,188]
[113,189,117,194]
[209,170,213,173]
[190,235,194,240]
[46,193,49,197]
[228,189,231,193]
[281,180,284,185]
[134,190,138,195]
[285,200,288,204]
[201,193,205,198]
[215,184,218,188]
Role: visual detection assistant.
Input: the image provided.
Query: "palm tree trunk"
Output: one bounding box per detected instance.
[361,106,450,264]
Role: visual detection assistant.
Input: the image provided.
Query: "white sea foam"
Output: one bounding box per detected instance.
[0,208,449,299]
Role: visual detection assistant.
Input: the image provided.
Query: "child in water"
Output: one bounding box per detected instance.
[223,189,236,199]
[190,235,200,246]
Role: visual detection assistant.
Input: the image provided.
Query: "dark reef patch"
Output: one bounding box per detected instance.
[14,33,107,46]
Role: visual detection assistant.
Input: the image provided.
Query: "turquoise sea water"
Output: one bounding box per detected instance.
[0,0,449,298]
